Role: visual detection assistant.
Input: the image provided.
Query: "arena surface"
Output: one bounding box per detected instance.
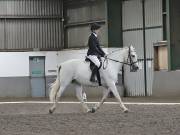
[0,97,180,135]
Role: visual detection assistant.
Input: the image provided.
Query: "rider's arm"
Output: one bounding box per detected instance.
[97,44,105,57]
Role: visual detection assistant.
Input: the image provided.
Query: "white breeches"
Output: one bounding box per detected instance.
[87,55,100,67]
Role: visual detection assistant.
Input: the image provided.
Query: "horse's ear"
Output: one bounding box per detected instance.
[130,44,134,50]
[129,45,132,50]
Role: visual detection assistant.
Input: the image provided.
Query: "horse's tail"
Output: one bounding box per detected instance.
[49,66,61,102]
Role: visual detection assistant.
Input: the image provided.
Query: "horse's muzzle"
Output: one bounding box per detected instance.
[131,65,139,72]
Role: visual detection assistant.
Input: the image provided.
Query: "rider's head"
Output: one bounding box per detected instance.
[91,23,101,35]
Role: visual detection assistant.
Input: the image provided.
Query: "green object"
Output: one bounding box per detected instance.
[32,70,42,75]
[107,0,123,47]
[168,0,180,70]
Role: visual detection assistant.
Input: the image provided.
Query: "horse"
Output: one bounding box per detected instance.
[49,45,139,114]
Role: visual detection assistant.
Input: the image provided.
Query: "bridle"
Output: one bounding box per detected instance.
[103,47,138,69]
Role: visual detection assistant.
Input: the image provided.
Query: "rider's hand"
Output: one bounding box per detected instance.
[104,54,108,58]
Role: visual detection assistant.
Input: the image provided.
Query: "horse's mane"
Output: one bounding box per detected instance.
[107,47,128,57]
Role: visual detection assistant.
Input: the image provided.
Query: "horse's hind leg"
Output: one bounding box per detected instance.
[108,82,128,113]
[49,85,66,114]
[75,84,90,113]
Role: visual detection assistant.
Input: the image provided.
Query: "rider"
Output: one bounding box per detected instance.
[87,23,106,86]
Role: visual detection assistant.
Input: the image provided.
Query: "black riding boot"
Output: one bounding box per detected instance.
[96,70,102,86]
[90,66,102,86]
[90,66,98,82]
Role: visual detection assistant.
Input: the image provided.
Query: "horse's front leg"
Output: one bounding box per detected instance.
[91,87,110,113]
[108,82,128,113]
[75,84,90,113]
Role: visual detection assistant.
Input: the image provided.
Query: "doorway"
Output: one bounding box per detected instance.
[29,56,45,97]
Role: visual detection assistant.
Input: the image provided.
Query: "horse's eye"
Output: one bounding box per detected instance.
[131,55,135,58]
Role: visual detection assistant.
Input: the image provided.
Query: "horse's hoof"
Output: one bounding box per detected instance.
[87,109,91,113]
[124,109,128,113]
[49,109,53,114]
[91,108,96,113]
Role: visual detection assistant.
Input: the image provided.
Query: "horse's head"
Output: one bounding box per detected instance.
[127,45,139,72]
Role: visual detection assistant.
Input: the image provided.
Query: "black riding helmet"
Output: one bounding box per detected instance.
[90,23,101,31]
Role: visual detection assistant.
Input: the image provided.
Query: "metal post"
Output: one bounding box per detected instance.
[122,66,127,97]
[166,0,171,70]
[4,18,7,50]
[142,0,147,96]
[61,0,65,49]
[62,0,69,49]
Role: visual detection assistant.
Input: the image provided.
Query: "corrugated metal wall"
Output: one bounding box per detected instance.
[0,0,63,51]
[122,0,163,96]
[145,0,163,27]
[64,0,108,48]
[122,0,143,30]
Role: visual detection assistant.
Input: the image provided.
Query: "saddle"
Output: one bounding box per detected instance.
[85,56,102,86]
[85,56,102,69]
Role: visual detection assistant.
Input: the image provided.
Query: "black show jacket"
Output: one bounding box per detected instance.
[87,33,105,57]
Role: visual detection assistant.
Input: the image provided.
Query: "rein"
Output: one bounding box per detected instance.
[103,47,138,69]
